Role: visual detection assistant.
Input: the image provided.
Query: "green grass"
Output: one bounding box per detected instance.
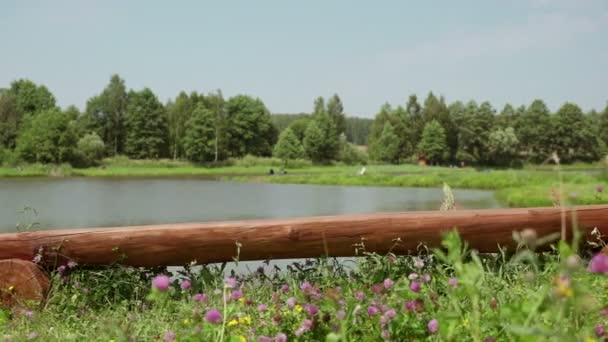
[2,231,607,341]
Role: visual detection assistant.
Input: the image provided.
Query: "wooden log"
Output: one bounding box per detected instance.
[0,259,49,309]
[0,205,606,267]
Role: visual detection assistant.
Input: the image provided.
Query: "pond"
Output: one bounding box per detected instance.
[0,177,500,233]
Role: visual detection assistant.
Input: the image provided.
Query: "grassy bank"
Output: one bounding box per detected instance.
[2,231,607,341]
[1,157,607,208]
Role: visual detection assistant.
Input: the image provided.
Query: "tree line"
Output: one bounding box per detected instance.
[0,75,607,167]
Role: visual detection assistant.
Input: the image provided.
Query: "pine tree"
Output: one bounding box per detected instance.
[273,128,305,165]
[125,88,168,159]
[417,120,447,164]
[183,105,216,163]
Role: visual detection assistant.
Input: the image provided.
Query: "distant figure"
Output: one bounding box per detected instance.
[359,166,366,176]
[279,168,287,175]
[269,168,275,175]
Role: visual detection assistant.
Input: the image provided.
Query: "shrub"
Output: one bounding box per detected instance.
[73,133,106,167]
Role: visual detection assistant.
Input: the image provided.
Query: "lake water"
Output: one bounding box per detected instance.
[0,177,501,274]
[0,177,500,232]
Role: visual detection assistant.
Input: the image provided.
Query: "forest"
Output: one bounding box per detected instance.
[1,74,607,168]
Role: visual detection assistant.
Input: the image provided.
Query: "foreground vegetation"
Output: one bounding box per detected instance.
[2,230,608,341]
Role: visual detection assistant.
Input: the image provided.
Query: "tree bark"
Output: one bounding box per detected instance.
[0,205,606,267]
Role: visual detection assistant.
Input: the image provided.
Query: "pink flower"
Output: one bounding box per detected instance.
[589,254,608,274]
[422,274,431,282]
[275,333,287,342]
[410,281,421,293]
[225,278,238,289]
[286,297,297,309]
[281,284,289,293]
[596,324,605,337]
[205,309,222,323]
[367,306,380,316]
[257,304,268,312]
[164,331,176,341]
[231,289,243,300]
[383,278,394,290]
[384,309,396,319]
[180,279,192,290]
[601,308,608,317]
[371,284,383,294]
[448,277,458,288]
[428,319,439,333]
[67,260,77,268]
[355,291,366,301]
[295,319,313,336]
[413,257,424,269]
[152,275,171,292]
[57,265,66,275]
[258,336,273,342]
[300,281,313,293]
[336,310,346,320]
[405,300,416,311]
[381,329,390,340]
[193,293,208,303]
[408,273,419,280]
[304,303,319,317]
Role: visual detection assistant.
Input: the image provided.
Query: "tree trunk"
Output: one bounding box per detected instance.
[0,205,606,267]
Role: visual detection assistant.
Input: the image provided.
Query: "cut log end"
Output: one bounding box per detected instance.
[0,259,49,309]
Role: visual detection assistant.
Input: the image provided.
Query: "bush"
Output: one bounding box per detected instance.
[0,148,19,167]
[338,140,368,165]
[230,154,312,168]
[73,133,106,167]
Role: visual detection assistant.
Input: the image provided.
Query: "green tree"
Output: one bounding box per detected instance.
[225,95,277,158]
[287,117,312,142]
[552,102,601,163]
[422,92,457,160]
[517,99,552,162]
[407,94,424,144]
[201,90,228,162]
[84,75,129,155]
[455,101,495,164]
[167,91,198,160]
[371,122,400,164]
[273,127,305,165]
[598,103,608,148]
[487,127,520,166]
[8,79,56,115]
[74,132,106,167]
[345,117,373,145]
[16,109,78,164]
[313,97,325,116]
[183,105,216,163]
[125,88,168,159]
[337,133,367,165]
[0,92,19,148]
[417,120,447,164]
[368,103,412,162]
[326,94,346,135]
[303,112,339,163]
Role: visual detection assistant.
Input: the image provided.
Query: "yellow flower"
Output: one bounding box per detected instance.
[585,337,598,342]
[239,316,251,325]
[239,336,247,342]
[294,305,303,312]
[183,318,190,326]
[462,318,469,328]
[8,285,14,291]
[555,276,573,298]
[109,340,116,342]
[238,297,245,303]
[228,319,239,326]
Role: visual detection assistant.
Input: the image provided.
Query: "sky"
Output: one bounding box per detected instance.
[1,0,607,118]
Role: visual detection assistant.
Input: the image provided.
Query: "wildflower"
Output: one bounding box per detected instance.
[238,297,246,304]
[275,333,287,342]
[152,275,171,292]
[32,254,42,264]
[67,260,77,268]
[281,284,289,293]
[384,309,396,319]
[589,253,608,274]
[225,278,238,289]
[336,310,346,320]
[597,186,604,193]
[408,273,418,280]
[300,281,313,293]
[462,318,470,327]
[405,300,416,311]
[180,279,192,290]
[355,291,366,301]
[258,336,273,342]
[257,304,268,312]
[489,297,498,310]
[27,332,38,340]
[193,293,208,303]
[57,265,66,275]
[23,310,33,318]
[555,275,573,298]
[383,278,394,290]
[428,319,439,334]
[163,331,176,342]
[304,303,319,317]
[294,304,303,312]
[413,257,424,269]
[596,324,605,337]
[381,329,390,340]
[566,255,581,270]
[239,336,247,342]
[601,308,608,317]
[367,306,379,316]
[231,289,243,300]
[205,308,222,324]
[371,284,383,294]
[286,297,297,309]
[183,318,190,326]
[410,281,421,293]
[228,319,239,326]
[422,274,431,282]
[338,299,345,307]
[448,277,458,288]
[295,319,313,336]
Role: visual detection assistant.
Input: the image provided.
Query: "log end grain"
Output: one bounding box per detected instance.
[0,259,49,309]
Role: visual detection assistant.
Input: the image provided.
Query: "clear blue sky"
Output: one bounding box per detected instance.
[1,0,607,117]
